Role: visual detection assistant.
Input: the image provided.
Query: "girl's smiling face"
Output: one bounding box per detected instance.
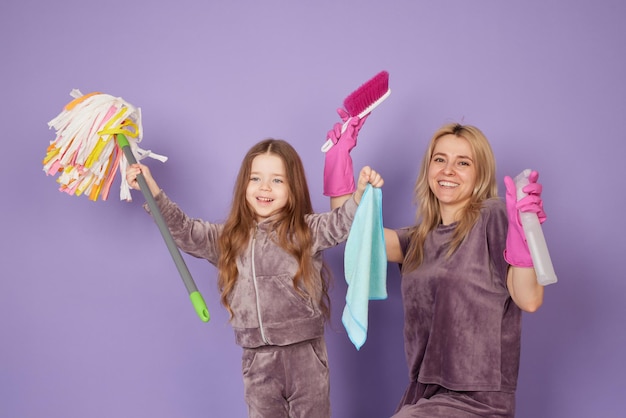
[246,153,290,222]
[428,134,477,224]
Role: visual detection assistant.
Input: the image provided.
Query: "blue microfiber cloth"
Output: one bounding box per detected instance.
[342,184,387,350]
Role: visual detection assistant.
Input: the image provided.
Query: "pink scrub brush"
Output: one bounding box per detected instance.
[321,70,391,152]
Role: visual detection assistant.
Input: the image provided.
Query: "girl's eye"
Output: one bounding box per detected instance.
[272,178,284,184]
[250,177,260,182]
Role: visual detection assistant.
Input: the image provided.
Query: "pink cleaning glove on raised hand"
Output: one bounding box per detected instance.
[323,108,368,197]
[504,170,547,267]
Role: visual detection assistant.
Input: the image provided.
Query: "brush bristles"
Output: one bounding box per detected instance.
[343,70,390,117]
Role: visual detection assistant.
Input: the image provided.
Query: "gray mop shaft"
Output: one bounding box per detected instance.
[120,144,199,295]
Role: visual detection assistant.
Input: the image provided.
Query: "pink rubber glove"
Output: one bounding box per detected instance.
[323,108,368,197]
[504,170,547,267]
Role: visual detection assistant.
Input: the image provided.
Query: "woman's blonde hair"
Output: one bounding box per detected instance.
[402,123,498,273]
[217,139,331,320]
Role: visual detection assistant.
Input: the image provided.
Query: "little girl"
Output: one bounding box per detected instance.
[126,138,383,418]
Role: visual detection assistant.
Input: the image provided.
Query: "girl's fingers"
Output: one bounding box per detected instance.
[368,170,383,187]
[126,165,142,189]
[359,167,384,188]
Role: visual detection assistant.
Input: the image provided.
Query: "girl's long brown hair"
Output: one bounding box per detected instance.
[402,123,498,273]
[217,139,331,320]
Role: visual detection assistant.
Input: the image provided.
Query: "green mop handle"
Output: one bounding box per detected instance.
[116,134,210,322]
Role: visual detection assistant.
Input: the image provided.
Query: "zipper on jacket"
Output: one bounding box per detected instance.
[251,225,269,345]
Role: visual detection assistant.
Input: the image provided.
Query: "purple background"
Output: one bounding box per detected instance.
[2,1,625,417]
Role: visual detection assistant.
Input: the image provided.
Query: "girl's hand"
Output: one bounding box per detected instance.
[126,163,143,190]
[354,166,384,204]
[126,163,161,197]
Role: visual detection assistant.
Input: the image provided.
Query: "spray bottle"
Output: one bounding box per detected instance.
[514,169,558,286]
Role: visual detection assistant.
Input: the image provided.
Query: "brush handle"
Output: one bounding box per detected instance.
[321,88,391,153]
[116,134,210,322]
[321,119,351,152]
[514,169,558,286]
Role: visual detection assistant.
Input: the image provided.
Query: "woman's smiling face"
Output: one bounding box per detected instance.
[428,134,477,224]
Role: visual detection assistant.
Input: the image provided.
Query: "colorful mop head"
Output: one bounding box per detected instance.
[43,90,210,322]
[44,89,167,201]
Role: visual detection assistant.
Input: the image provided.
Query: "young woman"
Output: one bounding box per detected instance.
[126,138,383,418]
[331,122,548,417]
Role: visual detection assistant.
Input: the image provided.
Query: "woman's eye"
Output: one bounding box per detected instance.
[459,160,471,167]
